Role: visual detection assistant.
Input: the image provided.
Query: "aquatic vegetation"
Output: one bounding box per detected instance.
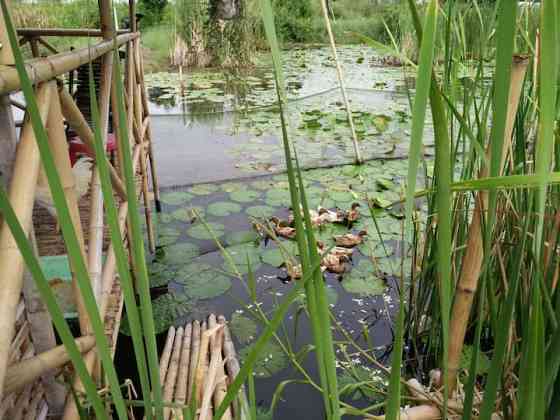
[230,312,258,344]
[186,221,225,239]
[207,201,243,217]
[341,260,385,296]
[239,341,289,378]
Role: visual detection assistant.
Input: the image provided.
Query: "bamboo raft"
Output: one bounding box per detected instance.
[156,314,248,420]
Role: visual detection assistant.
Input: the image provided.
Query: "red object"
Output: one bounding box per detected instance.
[68,133,117,166]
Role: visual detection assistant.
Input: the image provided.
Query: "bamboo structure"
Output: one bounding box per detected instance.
[156,315,244,420]
[0,0,162,416]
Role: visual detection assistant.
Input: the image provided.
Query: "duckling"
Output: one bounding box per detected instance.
[322,253,351,274]
[270,217,297,240]
[318,207,342,224]
[334,230,368,248]
[330,246,355,258]
[288,207,321,226]
[285,261,302,280]
[346,203,361,223]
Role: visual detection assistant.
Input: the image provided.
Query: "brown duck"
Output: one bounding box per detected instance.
[333,230,368,247]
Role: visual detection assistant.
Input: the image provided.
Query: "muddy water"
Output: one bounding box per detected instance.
[115,47,426,418]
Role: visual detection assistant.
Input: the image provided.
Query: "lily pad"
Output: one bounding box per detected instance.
[338,365,385,401]
[160,191,193,206]
[148,262,176,287]
[261,242,299,267]
[178,263,232,299]
[172,208,194,222]
[265,189,292,207]
[225,230,259,246]
[121,293,192,335]
[158,226,181,246]
[221,182,244,192]
[239,341,288,378]
[230,190,261,203]
[223,243,262,274]
[342,260,385,296]
[246,205,276,218]
[188,184,219,195]
[187,222,225,240]
[163,242,200,263]
[230,313,258,344]
[207,201,242,217]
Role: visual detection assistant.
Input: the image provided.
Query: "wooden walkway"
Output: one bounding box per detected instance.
[157,314,248,420]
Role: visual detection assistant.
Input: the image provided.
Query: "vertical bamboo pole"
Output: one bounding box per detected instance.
[88,53,113,305]
[130,47,155,253]
[199,327,224,420]
[195,320,210,404]
[46,88,90,334]
[174,322,192,419]
[0,94,17,192]
[0,82,52,400]
[22,229,66,413]
[163,326,184,420]
[0,1,14,66]
[208,314,232,420]
[187,320,201,402]
[135,35,162,211]
[29,38,40,58]
[446,56,529,390]
[61,350,97,420]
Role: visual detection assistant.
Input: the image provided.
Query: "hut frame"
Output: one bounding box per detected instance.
[0,0,160,418]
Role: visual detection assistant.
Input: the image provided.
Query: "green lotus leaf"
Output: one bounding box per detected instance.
[239,341,288,378]
[148,262,176,287]
[342,260,386,296]
[225,230,259,246]
[157,213,173,224]
[160,191,193,205]
[261,242,299,267]
[251,180,274,190]
[187,222,225,240]
[172,208,194,222]
[207,201,243,217]
[372,114,392,133]
[338,365,384,401]
[230,313,258,344]
[220,182,244,192]
[329,190,354,203]
[230,190,261,203]
[265,189,292,207]
[120,293,192,336]
[188,184,219,195]
[163,242,200,264]
[158,226,180,246]
[246,205,276,219]
[223,243,262,274]
[376,178,395,191]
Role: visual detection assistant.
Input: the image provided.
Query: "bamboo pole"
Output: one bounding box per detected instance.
[0,82,52,400]
[187,320,201,403]
[0,94,17,189]
[57,86,127,199]
[163,326,184,420]
[22,228,66,413]
[0,1,14,65]
[61,350,96,420]
[218,315,249,420]
[4,336,95,395]
[131,45,155,253]
[16,29,128,38]
[195,321,210,404]
[36,37,59,55]
[319,0,362,165]
[199,326,224,420]
[29,38,40,58]
[174,322,192,419]
[208,314,232,420]
[160,326,177,383]
[446,56,529,391]
[0,33,138,95]
[46,87,91,335]
[87,52,113,305]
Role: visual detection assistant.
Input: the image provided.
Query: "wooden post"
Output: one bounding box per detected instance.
[0,82,53,401]
[208,314,232,420]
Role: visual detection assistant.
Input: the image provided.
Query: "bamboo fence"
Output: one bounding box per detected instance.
[0,0,162,417]
[156,314,247,420]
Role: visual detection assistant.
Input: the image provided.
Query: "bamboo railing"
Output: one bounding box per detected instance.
[0,0,161,417]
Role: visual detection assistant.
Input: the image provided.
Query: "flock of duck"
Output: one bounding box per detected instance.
[255,203,368,280]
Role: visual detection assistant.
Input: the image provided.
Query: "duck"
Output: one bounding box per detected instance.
[285,261,302,280]
[345,203,361,223]
[317,207,343,224]
[270,217,297,240]
[333,230,368,248]
[330,246,355,258]
[322,253,350,274]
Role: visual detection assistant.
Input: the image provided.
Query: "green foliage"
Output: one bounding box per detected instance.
[139,0,169,26]
[272,0,313,42]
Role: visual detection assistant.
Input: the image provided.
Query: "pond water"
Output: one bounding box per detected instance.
[115,46,432,418]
